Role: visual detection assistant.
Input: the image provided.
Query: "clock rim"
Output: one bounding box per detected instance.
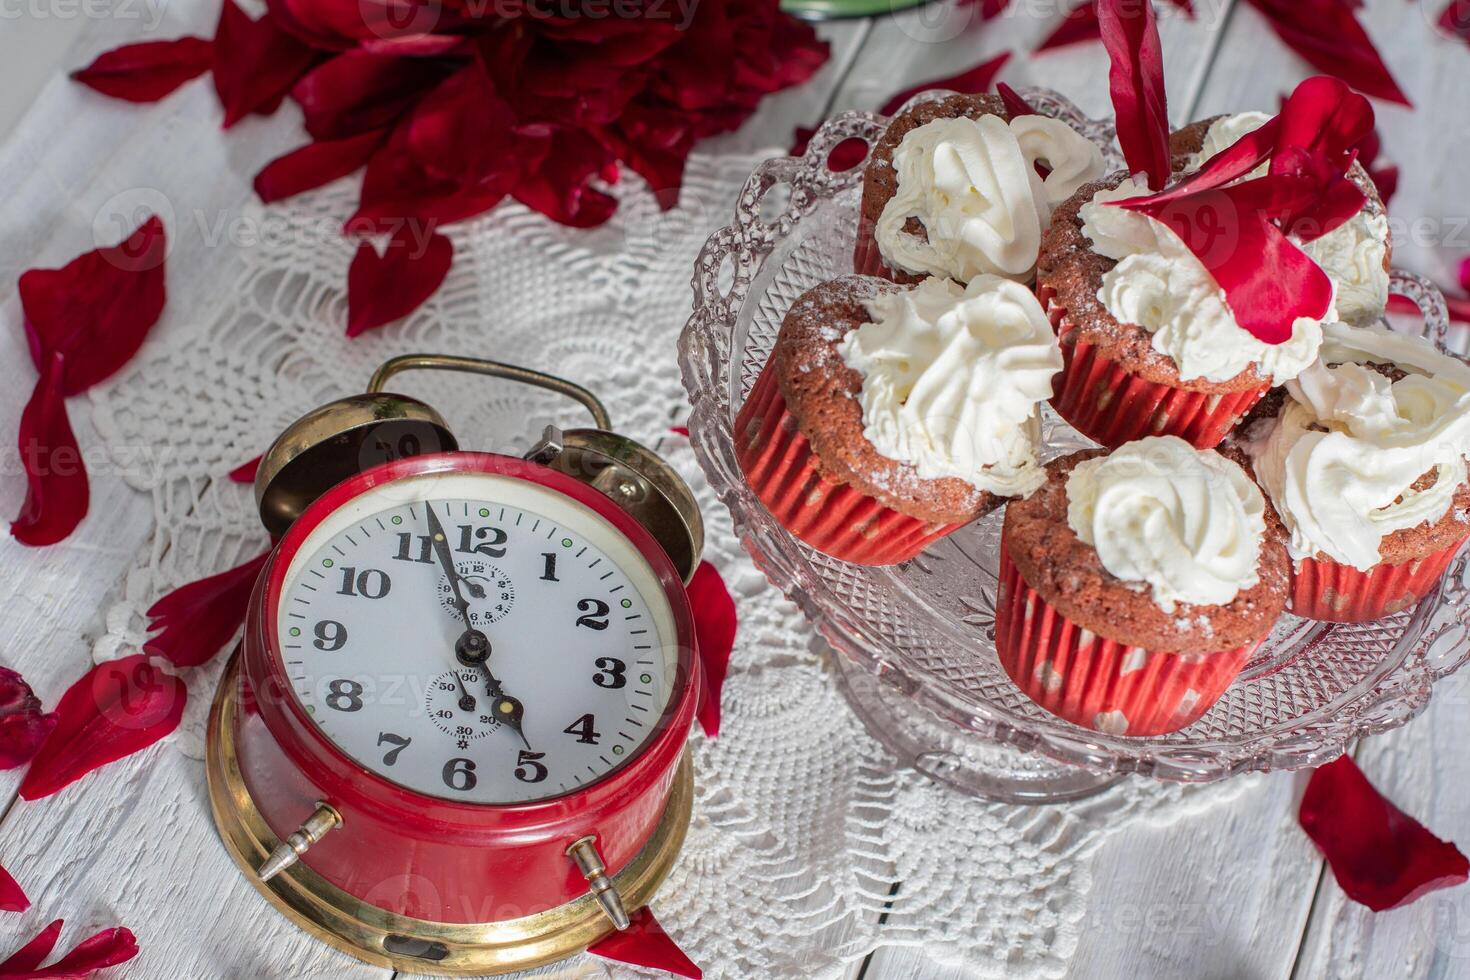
[245,451,700,822]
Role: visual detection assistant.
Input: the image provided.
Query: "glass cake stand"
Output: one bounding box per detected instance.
[677,90,1470,803]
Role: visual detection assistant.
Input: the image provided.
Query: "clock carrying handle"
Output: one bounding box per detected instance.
[368,354,612,431]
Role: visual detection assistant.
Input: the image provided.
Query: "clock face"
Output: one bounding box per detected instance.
[271,470,681,804]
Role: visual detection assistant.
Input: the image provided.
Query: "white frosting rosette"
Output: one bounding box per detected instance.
[876,112,1104,283]
[1064,436,1268,613]
[1248,322,1470,571]
[837,275,1062,497]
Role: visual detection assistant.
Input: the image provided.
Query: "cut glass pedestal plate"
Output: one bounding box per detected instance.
[678,90,1470,803]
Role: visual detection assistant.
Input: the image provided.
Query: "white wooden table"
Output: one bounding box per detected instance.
[2,3,1469,977]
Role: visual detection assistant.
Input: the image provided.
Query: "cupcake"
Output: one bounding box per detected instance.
[996,436,1289,736]
[855,93,1105,286]
[1171,111,1393,325]
[1036,173,1337,450]
[736,273,1062,565]
[1244,322,1470,622]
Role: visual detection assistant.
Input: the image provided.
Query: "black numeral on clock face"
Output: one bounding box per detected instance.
[326,679,364,711]
[593,658,627,689]
[393,533,435,563]
[443,757,477,791]
[576,598,610,630]
[377,732,411,765]
[563,713,600,744]
[457,525,508,558]
[515,750,548,783]
[313,620,347,651]
[541,552,559,582]
[337,567,391,599]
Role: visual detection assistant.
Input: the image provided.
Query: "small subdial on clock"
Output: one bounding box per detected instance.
[425,668,503,749]
[436,559,515,627]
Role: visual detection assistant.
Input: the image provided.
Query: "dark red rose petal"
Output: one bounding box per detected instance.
[1038,2,1100,51]
[11,355,88,548]
[0,666,58,769]
[1441,1,1470,45]
[19,214,167,396]
[144,551,270,669]
[1099,0,1171,190]
[1300,755,1469,911]
[587,907,700,979]
[212,0,318,128]
[346,227,453,337]
[686,561,736,739]
[0,864,26,914]
[1243,0,1410,106]
[254,131,386,204]
[877,51,1012,116]
[71,37,213,103]
[18,654,187,800]
[0,920,60,971]
[228,456,261,484]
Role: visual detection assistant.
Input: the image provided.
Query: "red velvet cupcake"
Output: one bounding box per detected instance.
[997,436,1289,736]
[737,273,1062,565]
[1245,322,1470,622]
[855,93,1104,285]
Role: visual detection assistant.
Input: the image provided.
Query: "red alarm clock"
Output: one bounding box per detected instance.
[206,355,703,975]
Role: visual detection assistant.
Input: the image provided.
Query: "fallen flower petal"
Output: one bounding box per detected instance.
[212,0,318,128]
[587,907,700,979]
[1388,292,1470,324]
[997,82,1039,118]
[687,561,736,739]
[0,920,60,972]
[1300,755,1469,910]
[0,666,58,769]
[19,655,186,800]
[11,355,88,548]
[1460,256,1470,292]
[346,227,453,337]
[291,50,450,141]
[228,456,261,484]
[1440,0,1470,46]
[1038,2,1100,51]
[18,214,167,396]
[144,551,270,669]
[877,51,1012,116]
[1099,0,1171,190]
[71,37,213,103]
[0,864,26,914]
[253,131,385,204]
[1243,0,1410,106]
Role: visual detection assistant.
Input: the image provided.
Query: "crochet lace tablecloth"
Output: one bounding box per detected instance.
[0,15,1248,977]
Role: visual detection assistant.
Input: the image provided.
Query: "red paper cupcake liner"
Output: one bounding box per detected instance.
[995,540,1259,736]
[1290,536,1470,622]
[734,365,966,566]
[1039,287,1267,451]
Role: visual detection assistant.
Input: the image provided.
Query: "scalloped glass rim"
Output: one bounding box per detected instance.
[678,89,1470,783]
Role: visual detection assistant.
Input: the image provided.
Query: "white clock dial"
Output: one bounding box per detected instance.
[273,471,680,804]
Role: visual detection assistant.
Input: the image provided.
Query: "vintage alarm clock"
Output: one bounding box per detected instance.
[204,354,704,975]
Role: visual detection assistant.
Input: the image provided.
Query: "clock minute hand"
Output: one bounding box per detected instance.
[422,503,477,712]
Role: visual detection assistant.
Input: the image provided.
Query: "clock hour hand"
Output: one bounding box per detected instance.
[455,631,533,751]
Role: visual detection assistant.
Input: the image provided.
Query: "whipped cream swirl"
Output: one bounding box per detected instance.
[838,275,1062,497]
[877,113,1104,283]
[1080,176,1334,384]
[1248,322,1470,571]
[1065,436,1267,613]
[1187,111,1391,325]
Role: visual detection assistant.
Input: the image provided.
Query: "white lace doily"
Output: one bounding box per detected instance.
[3,19,1247,976]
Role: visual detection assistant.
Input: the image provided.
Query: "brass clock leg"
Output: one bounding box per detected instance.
[259,803,342,882]
[566,837,630,930]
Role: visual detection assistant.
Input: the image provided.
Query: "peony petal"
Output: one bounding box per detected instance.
[1099,0,1171,190]
[669,425,690,437]
[586,908,701,979]
[71,37,213,103]
[212,0,318,128]
[1243,0,1410,106]
[346,227,453,337]
[1460,256,1470,292]
[253,131,385,204]
[0,666,58,769]
[144,551,270,669]
[0,920,60,972]
[1441,1,1470,45]
[11,355,88,548]
[18,655,187,800]
[511,129,618,229]
[291,50,451,141]
[0,864,27,914]
[686,561,736,739]
[27,927,139,978]
[996,82,1039,118]
[1037,2,1100,51]
[1300,755,1469,911]
[877,51,1012,116]
[228,456,261,484]
[19,214,167,395]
